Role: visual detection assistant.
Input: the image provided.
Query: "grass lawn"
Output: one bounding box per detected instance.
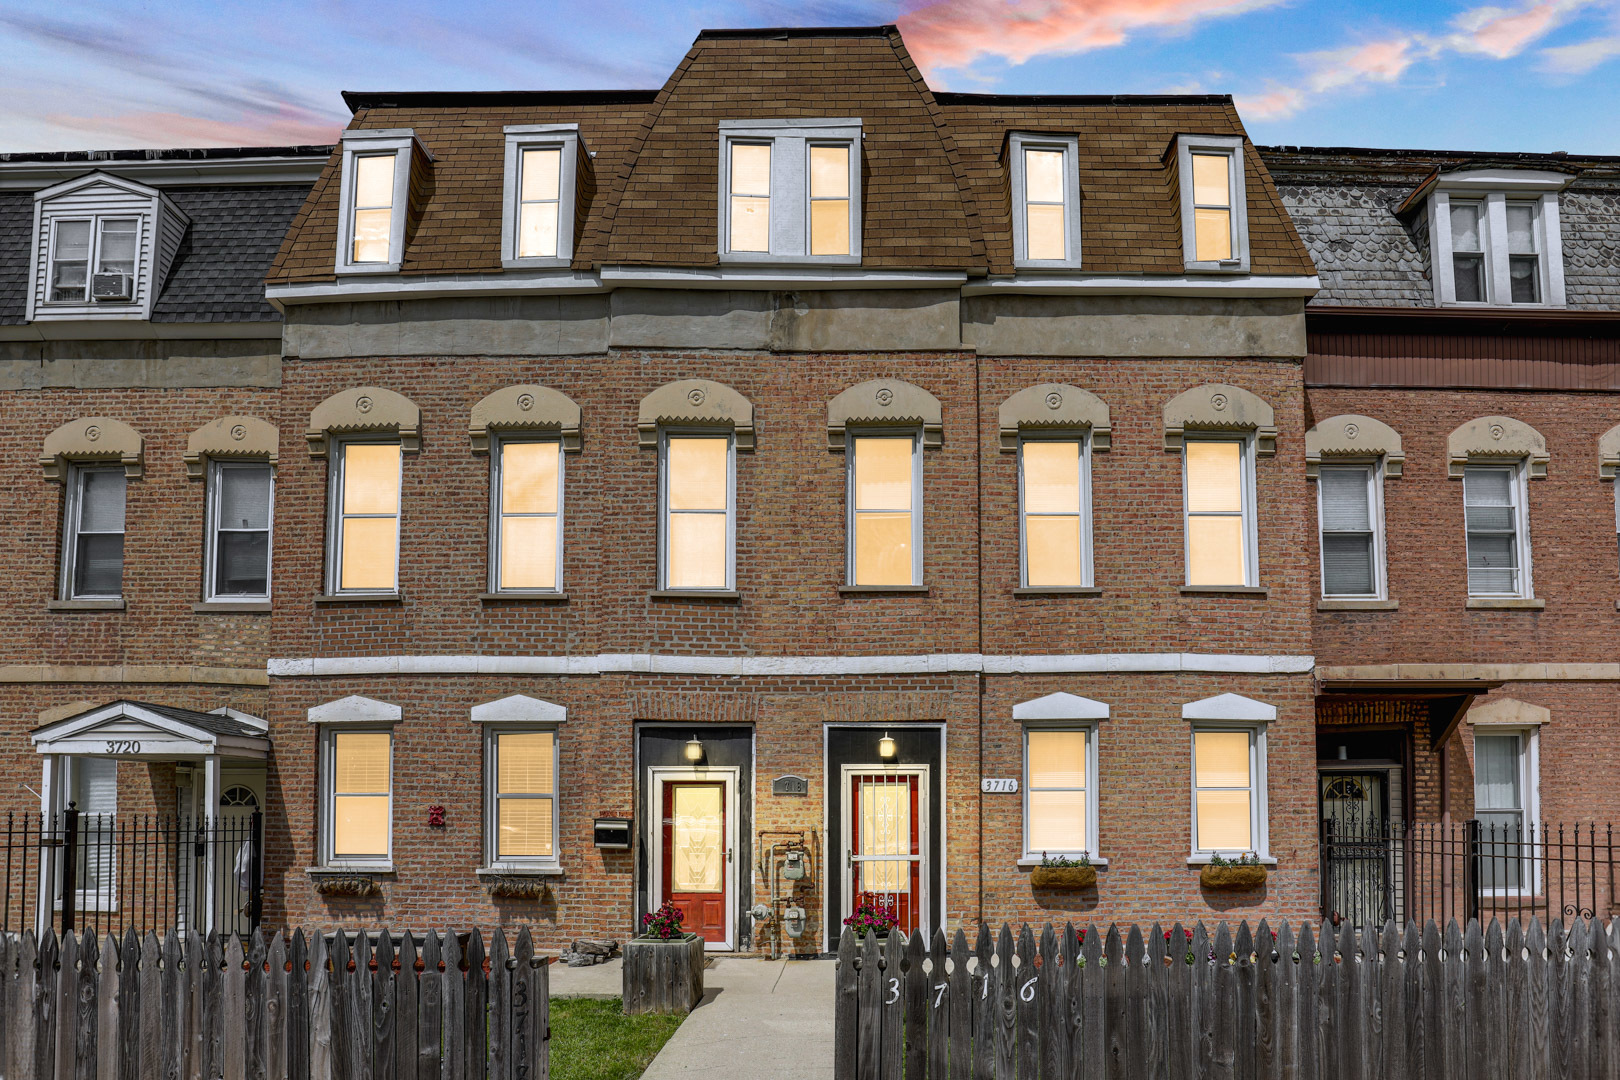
[549,997,685,1080]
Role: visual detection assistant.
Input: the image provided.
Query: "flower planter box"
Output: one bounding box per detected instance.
[622,933,705,1015]
[313,874,381,898]
[1030,865,1097,890]
[1199,863,1267,890]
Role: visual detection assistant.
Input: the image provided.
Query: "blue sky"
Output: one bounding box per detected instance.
[1,0,1617,154]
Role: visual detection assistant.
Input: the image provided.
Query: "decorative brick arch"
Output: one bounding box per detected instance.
[1446,416,1548,479]
[306,387,420,457]
[184,416,279,479]
[41,417,144,480]
[1162,384,1276,456]
[637,379,754,450]
[827,378,942,450]
[997,384,1112,453]
[1304,414,1404,479]
[469,385,582,454]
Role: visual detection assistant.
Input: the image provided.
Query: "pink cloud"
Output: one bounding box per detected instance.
[1301,38,1425,94]
[44,107,341,149]
[1235,86,1306,121]
[1539,30,1620,72]
[898,0,1286,73]
[1447,0,1599,59]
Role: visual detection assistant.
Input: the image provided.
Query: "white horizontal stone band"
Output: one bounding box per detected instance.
[267,652,1316,678]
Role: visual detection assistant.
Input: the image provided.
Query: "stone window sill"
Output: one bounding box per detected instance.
[838,585,929,596]
[1186,854,1277,867]
[1014,587,1102,597]
[306,864,395,876]
[193,601,271,613]
[48,598,124,612]
[1016,856,1109,868]
[480,592,569,603]
[315,592,403,605]
[1179,585,1270,597]
[650,590,740,600]
[1466,597,1545,610]
[477,866,566,878]
[1317,598,1398,611]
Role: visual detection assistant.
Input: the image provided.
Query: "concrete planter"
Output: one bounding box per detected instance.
[1200,863,1268,890]
[622,932,705,1014]
[1030,865,1097,890]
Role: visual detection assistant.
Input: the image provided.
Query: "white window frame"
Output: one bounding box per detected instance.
[44,215,142,305]
[1174,134,1249,273]
[489,435,564,594]
[61,463,125,601]
[1181,433,1258,588]
[1429,185,1567,307]
[1188,723,1270,861]
[846,428,923,587]
[1472,726,1541,897]
[61,756,119,913]
[318,726,394,869]
[483,725,562,871]
[334,130,420,275]
[1018,431,1093,588]
[1009,132,1082,268]
[326,437,403,596]
[658,429,737,592]
[500,125,581,269]
[718,119,862,265]
[1315,459,1386,601]
[205,459,273,603]
[1021,723,1100,862]
[1462,461,1533,599]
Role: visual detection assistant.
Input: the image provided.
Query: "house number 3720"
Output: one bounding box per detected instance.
[981,778,1018,794]
[104,741,140,754]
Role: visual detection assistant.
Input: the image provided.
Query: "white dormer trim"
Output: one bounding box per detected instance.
[1012,691,1109,721]
[335,130,429,276]
[25,171,190,323]
[307,694,402,726]
[1008,132,1083,269]
[501,125,582,270]
[471,693,568,725]
[1427,171,1568,308]
[1174,134,1250,274]
[717,118,863,266]
[1181,692,1276,722]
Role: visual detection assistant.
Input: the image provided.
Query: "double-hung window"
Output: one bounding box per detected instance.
[350,154,396,264]
[1175,135,1248,271]
[1010,133,1081,267]
[492,439,563,593]
[1506,201,1542,304]
[1317,464,1383,599]
[1433,184,1565,307]
[206,462,272,600]
[68,757,117,910]
[48,217,138,303]
[660,433,734,591]
[63,465,126,600]
[1192,729,1261,855]
[1183,438,1256,587]
[487,729,558,868]
[500,125,581,268]
[1474,730,1536,892]
[322,730,392,865]
[1019,436,1090,588]
[330,441,402,594]
[849,433,920,587]
[1463,464,1529,598]
[719,120,861,263]
[1450,201,1487,303]
[1024,728,1097,859]
[335,131,418,274]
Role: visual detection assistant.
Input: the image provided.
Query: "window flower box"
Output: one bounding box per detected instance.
[1031,864,1097,890]
[1199,862,1267,890]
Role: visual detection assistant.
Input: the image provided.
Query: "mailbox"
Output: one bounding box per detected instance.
[593,816,632,849]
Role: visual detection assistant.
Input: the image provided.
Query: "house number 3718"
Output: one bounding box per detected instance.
[981,778,1018,793]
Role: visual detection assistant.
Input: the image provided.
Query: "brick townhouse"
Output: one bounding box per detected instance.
[1260,145,1620,926]
[1,25,1614,955]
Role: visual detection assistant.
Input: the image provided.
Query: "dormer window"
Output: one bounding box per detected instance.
[1424,171,1568,307]
[1174,135,1249,273]
[1009,132,1081,268]
[1449,201,1486,302]
[718,119,861,264]
[49,218,138,303]
[27,172,187,322]
[501,125,582,268]
[335,130,428,275]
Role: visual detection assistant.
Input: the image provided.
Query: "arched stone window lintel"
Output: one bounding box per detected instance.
[826,379,943,451]
[1162,384,1277,457]
[997,384,1112,453]
[1598,423,1620,480]
[469,385,583,454]
[41,417,145,481]
[1303,414,1404,479]
[306,387,421,458]
[1446,416,1549,479]
[637,379,755,450]
[184,416,279,479]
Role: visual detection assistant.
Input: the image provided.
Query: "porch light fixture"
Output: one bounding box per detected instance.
[684,735,704,762]
[878,732,897,759]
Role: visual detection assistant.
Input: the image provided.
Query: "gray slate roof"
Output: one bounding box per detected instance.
[126,701,266,738]
[0,183,312,325]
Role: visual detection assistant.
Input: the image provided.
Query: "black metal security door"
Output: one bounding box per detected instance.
[1319,771,1393,927]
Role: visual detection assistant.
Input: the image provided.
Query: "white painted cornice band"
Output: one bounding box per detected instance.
[960,274,1320,298]
[267,651,1315,678]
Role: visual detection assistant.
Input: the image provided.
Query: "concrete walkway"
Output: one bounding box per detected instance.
[549,955,836,1079]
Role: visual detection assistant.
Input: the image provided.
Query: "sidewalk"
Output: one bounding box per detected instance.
[549,955,836,1079]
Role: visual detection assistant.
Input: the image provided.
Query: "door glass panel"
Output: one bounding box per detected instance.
[671,784,724,893]
[858,780,912,893]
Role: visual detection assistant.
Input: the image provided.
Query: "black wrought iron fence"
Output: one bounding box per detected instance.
[1319,818,1616,928]
[1,809,262,936]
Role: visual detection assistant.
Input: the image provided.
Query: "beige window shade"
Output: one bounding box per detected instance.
[332,731,391,859]
[518,148,561,259]
[339,442,401,591]
[730,143,771,253]
[853,435,915,586]
[1024,148,1066,261]
[498,441,560,591]
[1185,440,1245,586]
[1194,731,1252,851]
[665,435,729,589]
[1027,729,1086,853]
[809,144,850,256]
[351,154,396,264]
[1191,153,1232,262]
[1022,440,1082,588]
[496,730,555,859]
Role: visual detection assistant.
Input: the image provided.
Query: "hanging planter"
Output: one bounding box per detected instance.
[314,874,382,898]
[483,875,551,901]
[1031,865,1097,890]
[1199,856,1267,890]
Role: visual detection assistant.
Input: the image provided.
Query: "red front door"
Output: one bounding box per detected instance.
[848,772,922,936]
[661,780,728,945]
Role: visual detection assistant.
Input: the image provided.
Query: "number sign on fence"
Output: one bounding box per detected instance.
[836,917,1620,1079]
[0,927,551,1080]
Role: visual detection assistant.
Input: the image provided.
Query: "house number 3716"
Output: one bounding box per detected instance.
[981,778,1018,793]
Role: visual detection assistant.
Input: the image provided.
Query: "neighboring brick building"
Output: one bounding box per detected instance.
[1261,144,1620,925]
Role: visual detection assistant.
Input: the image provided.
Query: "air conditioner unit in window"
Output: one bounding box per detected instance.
[90,272,132,301]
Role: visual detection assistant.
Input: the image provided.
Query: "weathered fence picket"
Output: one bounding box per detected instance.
[0,928,551,1080]
[836,917,1620,1079]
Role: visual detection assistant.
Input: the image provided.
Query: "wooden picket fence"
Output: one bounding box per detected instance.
[835,918,1620,1079]
[0,927,550,1080]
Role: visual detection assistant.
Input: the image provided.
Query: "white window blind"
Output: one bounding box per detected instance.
[69,468,126,599]
[1450,202,1486,303]
[1506,202,1541,304]
[210,463,271,598]
[330,731,391,861]
[1474,733,1527,890]
[1319,465,1375,596]
[1463,465,1521,596]
[1023,148,1066,261]
[494,730,556,861]
[71,758,117,898]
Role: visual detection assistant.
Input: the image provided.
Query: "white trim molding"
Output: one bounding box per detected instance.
[1013,691,1109,721]
[472,693,567,725]
[1304,414,1404,479]
[307,694,402,725]
[1181,692,1276,722]
[1466,697,1550,727]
